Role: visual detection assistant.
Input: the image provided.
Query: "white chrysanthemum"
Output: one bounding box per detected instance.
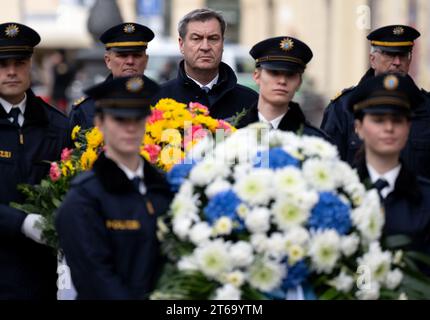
[302,159,336,191]
[213,216,233,236]
[189,222,212,245]
[355,282,380,300]
[245,207,271,234]
[283,226,310,248]
[248,258,286,292]
[301,136,338,160]
[357,242,392,282]
[309,229,341,274]
[287,244,306,265]
[230,241,254,267]
[328,270,354,293]
[177,179,195,198]
[189,159,230,186]
[332,161,360,187]
[385,268,403,289]
[216,130,259,164]
[232,163,252,181]
[205,179,231,199]
[186,135,215,162]
[172,217,193,240]
[214,284,241,300]
[178,255,199,271]
[343,182,366,207]
[340,233,360,257]
[236,203,250,219]
[267,131,299,152]
[234,170,273,205]
[223,270,246,288]
[273,167,306,195]
[272,197,311,230]
[351,190,384,242]
[250,233,269,253]
[195,240,232,278]
[170,194,198,219]
[267,232,287,260]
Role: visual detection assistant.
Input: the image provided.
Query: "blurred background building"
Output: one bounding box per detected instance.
[1,0,429,126]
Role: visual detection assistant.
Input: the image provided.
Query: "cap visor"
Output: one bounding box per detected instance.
[374,45,412,53]
[0,52,32,60]
[259,61,303,73]
[101,107,151,118]
[361,105,411,116]
[109,46,147,53]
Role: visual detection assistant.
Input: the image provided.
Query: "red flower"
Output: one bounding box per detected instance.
[148,109,164,124]
[60,148,73,161]
[189,102,209,116]
[49,162,61,182]
[143,144,162,163]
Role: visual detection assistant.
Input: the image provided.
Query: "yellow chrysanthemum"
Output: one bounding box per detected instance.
[193,115,219,132]
[61,160,75,177]
[140,149,151,162]
[86,127,103,149]
[154,98,186,112]
[80,148,98,170]
[159,145,184,169]
[161,128,182,146]
[71,125,81,141]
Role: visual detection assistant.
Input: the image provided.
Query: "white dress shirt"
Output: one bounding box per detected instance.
[367,163,401,198]
[186,73,219,90]
[116,159,146,195]
[0,94,27,127]
[258,112,286,129]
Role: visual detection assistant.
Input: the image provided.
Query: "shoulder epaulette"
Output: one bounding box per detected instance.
[331,86,355,102]
[72,96,88,107]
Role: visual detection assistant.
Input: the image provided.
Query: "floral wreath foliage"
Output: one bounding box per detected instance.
[152,124,430,300]
[11,99,235,250]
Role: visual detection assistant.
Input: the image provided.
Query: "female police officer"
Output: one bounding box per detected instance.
[237,36,329,140]
[56,76,172,299]
[350,73,430,260]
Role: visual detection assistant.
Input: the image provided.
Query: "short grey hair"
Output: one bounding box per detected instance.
[178,8,227,39]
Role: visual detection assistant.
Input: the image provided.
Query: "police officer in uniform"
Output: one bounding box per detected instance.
[350,73,430,260]
[56,76,172,299]
[321,25,430,180]
[0,23,69,299]
[237,36,330,140]
[69,22,159,131]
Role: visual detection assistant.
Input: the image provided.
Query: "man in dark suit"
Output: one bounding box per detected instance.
[237,36,330,140]
[0,22,69,299]
[153,8,258,120]
[69,22,159,131]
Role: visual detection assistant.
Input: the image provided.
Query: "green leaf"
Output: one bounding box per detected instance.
[383,234,412,249]
[405,251,430,267]
[318,287,340,300]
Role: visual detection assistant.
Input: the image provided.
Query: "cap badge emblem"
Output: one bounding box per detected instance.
[384,75,399,90]
[5,24,19,38]
[123,24,136,34]
[280,38,294,52]
[126,77,144,92]
[393,26,405,35]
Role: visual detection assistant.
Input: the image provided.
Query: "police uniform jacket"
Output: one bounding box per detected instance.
[321,68,430,179]
[357,159,430,259]
[68,74,159,131]
[153,60,258,120]
[237,101,332,141]
[55,153,173,299]
[0,89,69,299]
